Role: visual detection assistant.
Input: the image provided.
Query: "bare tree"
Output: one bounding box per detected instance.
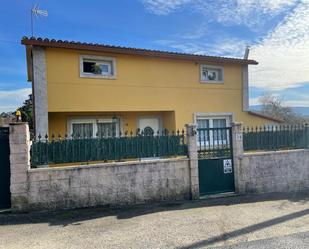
[259,93,306,124]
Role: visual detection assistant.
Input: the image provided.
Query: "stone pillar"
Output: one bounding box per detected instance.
[9,123,30,211]
[185,124,199,200]
[231,122,244,194]
[33,46,48,138]
[242,65,249,112]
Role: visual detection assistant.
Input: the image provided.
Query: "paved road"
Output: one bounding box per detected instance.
[213,231,309,249]
[0,193,308,249]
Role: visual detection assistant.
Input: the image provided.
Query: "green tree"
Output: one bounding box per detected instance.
[18,94,33,130]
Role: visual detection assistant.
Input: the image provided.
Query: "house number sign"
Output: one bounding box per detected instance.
[223,159,233,174]
[236,133,243,141]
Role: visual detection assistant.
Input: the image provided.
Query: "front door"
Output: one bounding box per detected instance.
[138,116,161,135]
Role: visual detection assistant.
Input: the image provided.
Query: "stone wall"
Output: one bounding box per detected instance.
[238,149,309,194]
[9,123,194,212]
[25,158,190,211]
[10,122,309,212]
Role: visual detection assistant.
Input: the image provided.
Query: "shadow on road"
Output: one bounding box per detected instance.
[177,208,309,249]
[0,192,308,228]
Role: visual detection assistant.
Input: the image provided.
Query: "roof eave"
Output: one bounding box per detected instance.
[248,111,284,123]
[21,37,258,65]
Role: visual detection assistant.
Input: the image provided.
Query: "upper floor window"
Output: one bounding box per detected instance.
[200,65,224,83]
[80,55,116,79]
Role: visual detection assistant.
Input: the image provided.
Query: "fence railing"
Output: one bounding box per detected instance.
[243,125,309,151]
[197,127,233,159]
[30,130,187,167]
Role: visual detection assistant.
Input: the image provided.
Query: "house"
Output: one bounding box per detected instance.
[21,37,280,138]
[0,113,16,127]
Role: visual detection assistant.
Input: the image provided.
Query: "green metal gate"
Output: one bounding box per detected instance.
[197,127,235,196]
[0,127,10,208]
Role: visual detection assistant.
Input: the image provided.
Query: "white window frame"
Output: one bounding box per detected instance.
[67,117,121,138]
[80,55,117,79]
[200,64,224,84]
[69,118,96,138]
[194,113,234,147]
[97,118,120,137]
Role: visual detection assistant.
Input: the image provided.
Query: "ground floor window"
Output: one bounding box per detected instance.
[68,117,120,138]
[72,123,93,138]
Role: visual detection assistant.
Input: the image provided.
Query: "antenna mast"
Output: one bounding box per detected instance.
[31,4,48,37]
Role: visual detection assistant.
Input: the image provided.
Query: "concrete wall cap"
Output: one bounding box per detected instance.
[244,149,308,157]
[9,122,29,125]
[28,157,189,172]
[231,122,243,126]
[185,123,196,128]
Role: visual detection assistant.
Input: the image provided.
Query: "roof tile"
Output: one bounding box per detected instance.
[21,36,258,65]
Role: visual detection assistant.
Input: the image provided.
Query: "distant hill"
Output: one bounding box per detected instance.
[292,107,309,116]
[250,106,309,117]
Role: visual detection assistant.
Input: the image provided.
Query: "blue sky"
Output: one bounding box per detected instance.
[0,0,308,112]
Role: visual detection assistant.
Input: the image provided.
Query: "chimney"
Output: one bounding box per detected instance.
[243,46,250,59]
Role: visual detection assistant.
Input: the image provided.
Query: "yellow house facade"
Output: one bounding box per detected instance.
[22,37,279,138]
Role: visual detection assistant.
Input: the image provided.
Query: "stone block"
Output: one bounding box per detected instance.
[9,123,29,134]
[9,144,29,154]
[10,152,29,164]
[49,170,71,180]
[9,134,29,145]
[28,171,50,182]
[190,167,199,177]
[10,163,29,173]
[37,180,50,191]
[11,193,28,211]
[191,184,200,200]
[51,177,70,188]
[10,183,28,194]
[11,172,28,184]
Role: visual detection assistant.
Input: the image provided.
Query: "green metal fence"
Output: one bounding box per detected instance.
[31,130,187,167]
[197,127,233,159]
[243,125,309,151]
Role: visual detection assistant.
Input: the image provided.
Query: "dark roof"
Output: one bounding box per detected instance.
[21,37,258,65]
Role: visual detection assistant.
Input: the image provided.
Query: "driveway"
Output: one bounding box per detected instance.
[0,192,308,249]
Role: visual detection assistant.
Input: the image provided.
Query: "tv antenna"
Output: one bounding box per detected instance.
[31,4,48,37]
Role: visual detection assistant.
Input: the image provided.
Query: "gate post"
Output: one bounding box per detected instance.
[186,124,199,200]
[231,122,244,194]
[9,123,30,211]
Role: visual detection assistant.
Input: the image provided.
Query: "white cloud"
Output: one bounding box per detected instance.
[206,0,297,28]
[142,0,297,28]
[250,1,309,90]
[249,97,309,107]
[155,39,206,54]
[284,99,309,107]
[142,0,192,15]
[156,37,249,57]
[0,88,32,112]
